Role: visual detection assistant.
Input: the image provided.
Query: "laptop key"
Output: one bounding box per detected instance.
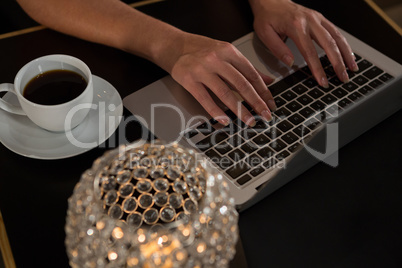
[269,139,287,152]
[228,135,245,148]
[265,127,282,139]
[274,107,291,118]
[241,142,258,154]
[308,88,324,99]
[356,59,373,73]
[226,162,250,179]
[310,100,326,111]
[342,81,358,92]
[269,70,307,96]
[303,78,318,88]
[292,84,308,95]
[252,120,269,133]
[217,156,234,170]
[215,141,233,155]
[352,75,369,86]
[282,90,298,101]
[288,113,304,125]
[257,146,275,159]
[250,166,265,177]
[205,148,221,161]
[293,125,310,137]
[286,101,302,112]
[245,153,264,168]
[240,128,257,139]
[321,93,338,105]
[324,66,336,77]
[348,92,363,102]
[319,82,336,93]
[332,88,348,98]
[288,142,302,153]
[338,98,353,109]
[363,66,383,79]
[369,79,384,89]
[304,117,321,130]
[228,149,246,161]
[277,120,293,132]
[263,157,278,169]
[299,107,315,118]
[253,134,270,146]
[329,76,343,87]
[276,150,290,160]
[274,96,286,108]
[237,174,252,185]
[282,132,298,144]
[297,94,314,105]
[185,129,198,139]
[358,85,375,96]
[211,131,229,144]
[378,73,394,83]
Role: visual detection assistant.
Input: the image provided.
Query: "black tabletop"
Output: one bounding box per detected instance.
[0,0,401,267]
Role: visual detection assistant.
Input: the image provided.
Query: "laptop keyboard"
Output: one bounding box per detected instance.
[184,54,394,187]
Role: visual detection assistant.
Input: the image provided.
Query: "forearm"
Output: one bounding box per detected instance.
[16,0,184,72]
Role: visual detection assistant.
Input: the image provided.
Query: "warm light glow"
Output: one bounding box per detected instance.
[86,228,94,236]
[199,214,207,224]
[72,249,78,257]
[108,251,118,261]
[222,216,229,225]
[212,231,219,240]
[175,251,185,261]
[196,242,206,253]
[182,227,190,237]
[96,221,105,230]
[112,227,124,239]
[127,257,139,266]
[138,234,146,243]
[153,255,162,266]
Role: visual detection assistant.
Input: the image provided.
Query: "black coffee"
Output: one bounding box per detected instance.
[23,69,87,105]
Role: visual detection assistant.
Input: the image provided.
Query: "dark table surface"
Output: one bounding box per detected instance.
[1,0,401,267]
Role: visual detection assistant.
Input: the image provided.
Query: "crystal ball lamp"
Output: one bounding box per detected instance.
[65,141,239,268]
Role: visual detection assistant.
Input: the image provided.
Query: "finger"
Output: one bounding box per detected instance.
[185,81,230,126]
[226,52,277,115]
[292,29,329,88]
[254,69,277,111]
[219,61,273,121]
[256,69,275,86]
[321,19,359,72]
[205,74,257,126]
[309,21,349,83]
[257,26,295,67]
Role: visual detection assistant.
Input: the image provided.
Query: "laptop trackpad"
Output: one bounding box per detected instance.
[123,75,209,142]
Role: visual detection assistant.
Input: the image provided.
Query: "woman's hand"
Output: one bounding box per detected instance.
[249,0,358,88]
[169,33,277,126]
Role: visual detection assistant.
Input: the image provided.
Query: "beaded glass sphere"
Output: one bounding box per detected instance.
[65,141,239,268]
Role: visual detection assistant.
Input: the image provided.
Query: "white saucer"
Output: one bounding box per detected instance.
[0,75,123,159]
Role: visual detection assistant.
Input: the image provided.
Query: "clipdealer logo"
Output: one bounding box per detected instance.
[64,101,340,168]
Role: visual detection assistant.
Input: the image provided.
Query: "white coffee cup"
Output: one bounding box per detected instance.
[0,54,93,132]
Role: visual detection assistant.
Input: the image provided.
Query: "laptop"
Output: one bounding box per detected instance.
[123,28,402,211]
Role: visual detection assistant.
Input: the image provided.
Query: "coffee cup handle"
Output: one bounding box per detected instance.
[0,83,26,115]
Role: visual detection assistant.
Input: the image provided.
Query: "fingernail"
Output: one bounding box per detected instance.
[245,115,256,127]
[342,70,349,83]
[218,117,230,126]
[283,55,294,67]
[261,110,272,122]
[267,99,277,112]
[321,77,329,88]
[351,60,359,72]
